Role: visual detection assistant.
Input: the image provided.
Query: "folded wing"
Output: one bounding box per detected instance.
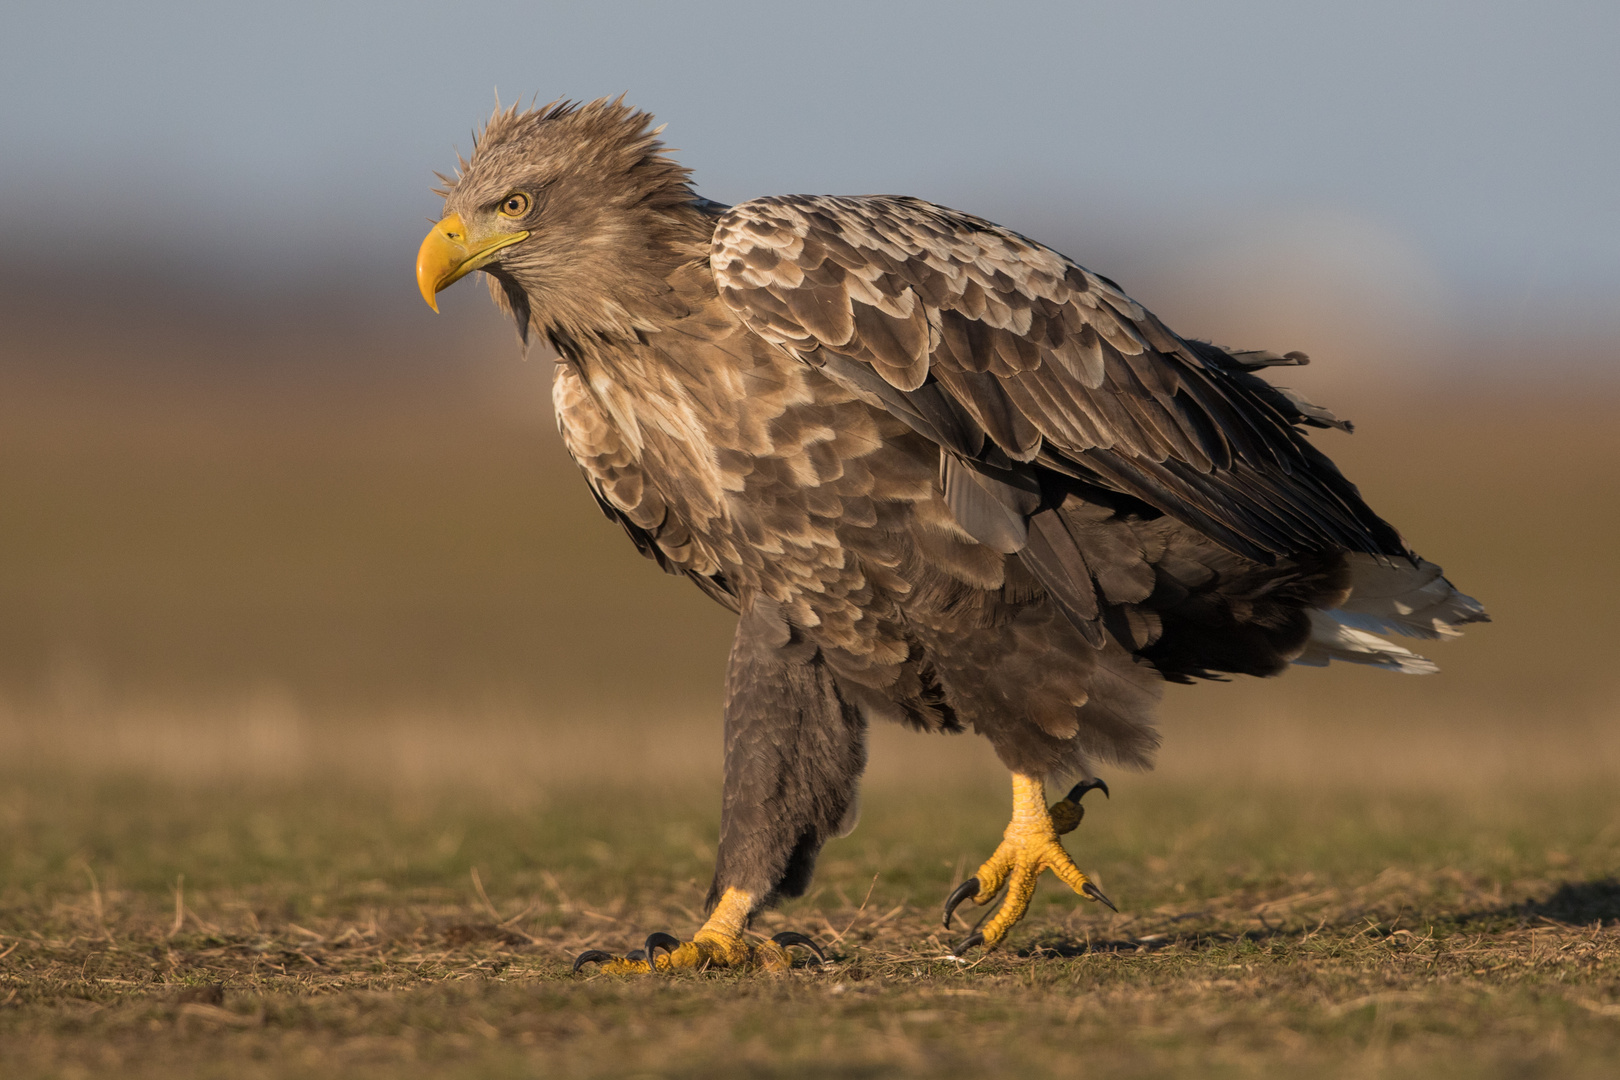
[711,194,1408,570]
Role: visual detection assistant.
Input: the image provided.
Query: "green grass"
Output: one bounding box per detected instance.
[4,768,1618,1079]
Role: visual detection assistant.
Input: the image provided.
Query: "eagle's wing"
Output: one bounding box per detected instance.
[711,195,1406,568]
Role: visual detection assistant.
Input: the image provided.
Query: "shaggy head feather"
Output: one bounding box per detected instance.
[433,97,711,346]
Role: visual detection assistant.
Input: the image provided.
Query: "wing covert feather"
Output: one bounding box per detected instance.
[712,194,1405,562]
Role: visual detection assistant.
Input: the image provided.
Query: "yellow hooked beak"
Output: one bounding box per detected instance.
[415,212,530,311]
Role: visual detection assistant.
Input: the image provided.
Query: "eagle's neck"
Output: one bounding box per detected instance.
[533,200,722,352]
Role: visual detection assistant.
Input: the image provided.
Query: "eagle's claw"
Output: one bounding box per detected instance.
[571,949,616,973]
[943,876,984,928]
[1081,881,1118,912]
[1064,777,1109,804]
[1050,776,1108,835]
[953,931,986,955]
[771,931,826,963]
[644,932,684,969]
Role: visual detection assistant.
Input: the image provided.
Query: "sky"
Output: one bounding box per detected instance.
[3,0,1617,355]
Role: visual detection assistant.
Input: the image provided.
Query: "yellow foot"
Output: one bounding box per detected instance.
[571,930,822,973]
[943,774,1115,952]
[571,887,824,974]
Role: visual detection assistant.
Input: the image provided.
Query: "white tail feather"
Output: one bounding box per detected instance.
[1295,611,1440,673]
[1293,555,1487,673]
[1327,555,1488,639]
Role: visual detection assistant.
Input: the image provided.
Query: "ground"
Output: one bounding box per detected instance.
[4,284,1620,1077]
[4,755,1618,1079]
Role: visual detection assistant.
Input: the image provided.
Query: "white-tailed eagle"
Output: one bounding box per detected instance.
[416,99,1485,971]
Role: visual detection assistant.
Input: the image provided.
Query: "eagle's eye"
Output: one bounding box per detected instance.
[498,192,531,218]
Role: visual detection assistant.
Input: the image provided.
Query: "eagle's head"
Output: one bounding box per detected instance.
[416,98,706,346]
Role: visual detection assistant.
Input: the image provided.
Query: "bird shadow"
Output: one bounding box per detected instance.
[1507,877,1620,928]
[1014,876,1620,959]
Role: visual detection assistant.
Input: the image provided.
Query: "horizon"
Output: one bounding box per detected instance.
[2,1,1617,375]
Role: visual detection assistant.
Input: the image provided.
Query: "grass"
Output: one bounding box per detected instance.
[4,758,1618,1079]
[4,292,1620,1075]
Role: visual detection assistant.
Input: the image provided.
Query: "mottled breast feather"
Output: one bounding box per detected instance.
[553,357,740,611]
[711,195,1408,565]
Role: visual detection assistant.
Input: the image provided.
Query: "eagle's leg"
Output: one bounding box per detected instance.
[943,773,1115,952]
[571,600,860,974]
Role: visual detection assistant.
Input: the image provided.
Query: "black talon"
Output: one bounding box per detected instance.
[644,932,683,970]
[771,931,826,964]
[623,948,648,963]
[571,949,614,973]
[1064,777,1109,803]
[943,877,982,928]
[1081,881,1118,912]
[953,931,985,955]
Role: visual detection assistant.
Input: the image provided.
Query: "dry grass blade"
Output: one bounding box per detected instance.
[1326,990,1433,1017]
[826,874,882,947]
[176,1003,263,1028]
[165,874,184,939]
[470,867,501,923]
[78,862,113,944]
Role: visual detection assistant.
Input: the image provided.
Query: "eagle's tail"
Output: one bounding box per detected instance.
[1293,555,1489,673]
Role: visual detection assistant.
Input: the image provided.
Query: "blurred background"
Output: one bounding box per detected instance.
[1,0,1616,792]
